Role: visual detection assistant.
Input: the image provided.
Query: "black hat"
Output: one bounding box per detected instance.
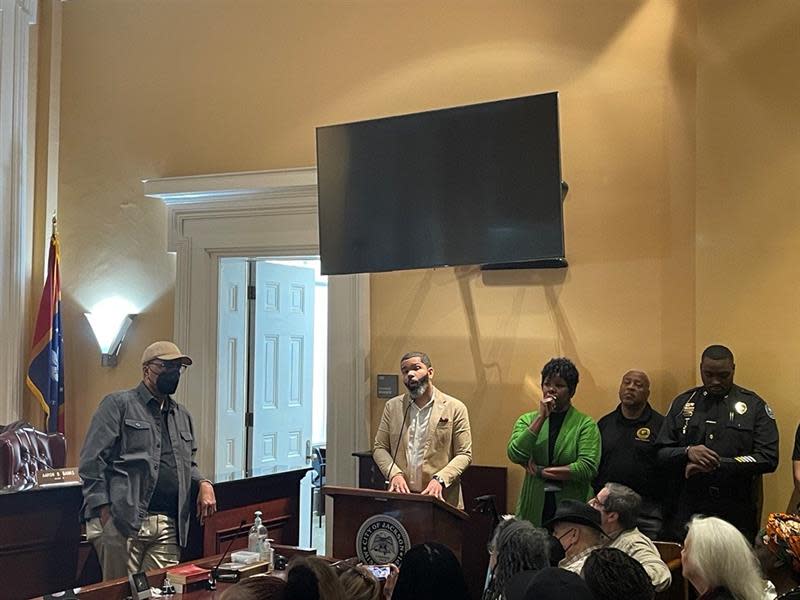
[542,499,605,535]
[521,567,593,600]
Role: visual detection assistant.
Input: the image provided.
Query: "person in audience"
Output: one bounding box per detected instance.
[589,482,671,591]
[593,370,667,539]
[656,345,779,543]
[682,515,774,600]
[507,357,601,526]
[220,575,286,600]
[544,499,607,575]
[758,513,794,597]
[583,547,655,600]
[792,422,800,512]
[78,341,217,580]
[285,556,345,600]
[516,566,594,600]
[333,560,381,600]
[386,542,470,600]
[482,518,550,600]
[484,515,518,592]
[373,352,473,508]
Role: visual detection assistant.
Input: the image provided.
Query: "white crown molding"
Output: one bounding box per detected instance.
[144,167,369,490]
[142,167,317,204]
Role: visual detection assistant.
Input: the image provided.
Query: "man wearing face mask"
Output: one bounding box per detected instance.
[373,351,473,508]
[79,341,217,580]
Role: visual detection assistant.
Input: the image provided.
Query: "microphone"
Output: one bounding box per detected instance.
[385,400,412,489]
[473,494,500,528]
[208,519,248,588]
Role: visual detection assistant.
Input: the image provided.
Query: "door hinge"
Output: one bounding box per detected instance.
[247,285,256,300]
[245,412,254,427]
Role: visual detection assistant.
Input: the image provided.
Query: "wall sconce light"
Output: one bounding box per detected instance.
[85,297,137,367]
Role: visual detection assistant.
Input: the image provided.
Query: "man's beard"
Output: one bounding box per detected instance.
[406,375,430,399]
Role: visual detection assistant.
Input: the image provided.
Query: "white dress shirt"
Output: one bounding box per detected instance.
[406,395,434,490]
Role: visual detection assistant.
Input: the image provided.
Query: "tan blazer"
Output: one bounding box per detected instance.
[373,386,472,508]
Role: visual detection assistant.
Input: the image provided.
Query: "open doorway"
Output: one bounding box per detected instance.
[216,256,327,549]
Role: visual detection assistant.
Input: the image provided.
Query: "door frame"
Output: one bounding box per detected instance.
[143,167,370,489]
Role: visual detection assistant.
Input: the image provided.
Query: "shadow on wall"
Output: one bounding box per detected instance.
[304,0,647,137]
[455,266,574,403]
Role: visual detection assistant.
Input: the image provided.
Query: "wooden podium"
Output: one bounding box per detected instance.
[324,485,468,565]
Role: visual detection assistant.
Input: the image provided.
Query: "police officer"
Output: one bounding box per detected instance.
[656,345,778,543]
[594,370,666,539]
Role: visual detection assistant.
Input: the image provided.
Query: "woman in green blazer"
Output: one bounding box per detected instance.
[507,357,601,526]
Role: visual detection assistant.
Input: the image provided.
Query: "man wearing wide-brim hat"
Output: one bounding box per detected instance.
[79,341,217,580]
[543,498,608,575]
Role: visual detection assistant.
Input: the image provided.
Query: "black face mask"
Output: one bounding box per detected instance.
[156,369,181,395]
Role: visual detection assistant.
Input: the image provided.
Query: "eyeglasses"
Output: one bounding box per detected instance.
[148,360,188,372]
[588,496,606,511]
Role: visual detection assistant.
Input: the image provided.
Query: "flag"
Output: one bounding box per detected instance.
[26,222,65,434]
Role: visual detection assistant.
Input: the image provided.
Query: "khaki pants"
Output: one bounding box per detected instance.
[87,513,180,581]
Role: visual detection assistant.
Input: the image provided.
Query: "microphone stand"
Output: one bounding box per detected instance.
[208,519,248,590]
[385,400,412,489]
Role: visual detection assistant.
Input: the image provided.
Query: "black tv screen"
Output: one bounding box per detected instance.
[316,92,564,275]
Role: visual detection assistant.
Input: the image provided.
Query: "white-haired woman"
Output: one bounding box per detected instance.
[682,516,776,600]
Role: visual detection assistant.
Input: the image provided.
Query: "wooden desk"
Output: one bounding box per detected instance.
[76,466,311,589]
[185,466,311,560]
[0,482,82,599]
[43,545,314,600]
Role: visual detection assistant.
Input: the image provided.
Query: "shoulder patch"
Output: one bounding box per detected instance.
[765,404,775,420]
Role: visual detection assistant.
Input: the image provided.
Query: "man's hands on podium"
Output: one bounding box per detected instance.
[420,478,443,501]
[389,473,410,494]
[389,473,443,500]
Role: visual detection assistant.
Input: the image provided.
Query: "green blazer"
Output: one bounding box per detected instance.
[507,405,601,526]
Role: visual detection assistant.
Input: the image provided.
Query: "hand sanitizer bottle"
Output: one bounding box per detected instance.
[248,510,266,554]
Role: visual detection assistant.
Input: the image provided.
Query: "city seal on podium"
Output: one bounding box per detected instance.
[356,514,411,565]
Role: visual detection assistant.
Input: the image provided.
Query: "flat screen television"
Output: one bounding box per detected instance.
[316,91,565,275]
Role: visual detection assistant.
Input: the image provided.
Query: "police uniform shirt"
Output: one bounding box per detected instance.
[594,403,664,499]
[655,384,778,538]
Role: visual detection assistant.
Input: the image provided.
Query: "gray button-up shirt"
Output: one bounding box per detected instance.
[79,382,206,546]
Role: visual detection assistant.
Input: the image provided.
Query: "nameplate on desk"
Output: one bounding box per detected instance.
[37,467,81,487]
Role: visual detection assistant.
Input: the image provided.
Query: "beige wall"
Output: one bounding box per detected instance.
[696,1,800,519]
[370,1,697,512]
[43,0,796,521]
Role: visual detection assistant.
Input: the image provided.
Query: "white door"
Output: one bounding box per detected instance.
[250,260,315,479]
[215,258,249,480]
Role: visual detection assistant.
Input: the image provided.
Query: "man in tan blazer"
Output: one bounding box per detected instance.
[373,352,473,508]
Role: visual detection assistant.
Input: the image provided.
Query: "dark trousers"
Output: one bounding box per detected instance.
[637,497,664,540]
[669,489,758,544]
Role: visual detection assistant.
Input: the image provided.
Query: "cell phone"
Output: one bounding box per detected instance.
[128,572,152,599]
[364,565,390,580]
